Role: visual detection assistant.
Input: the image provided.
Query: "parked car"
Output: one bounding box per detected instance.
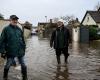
[31,29,37,35]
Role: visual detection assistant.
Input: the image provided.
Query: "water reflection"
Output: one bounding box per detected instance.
[72,42,90,58]
[89,41,100,51]
[72,42,80,55]
[53,66,69,80]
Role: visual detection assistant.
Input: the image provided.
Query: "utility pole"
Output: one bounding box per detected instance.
[45,16,47,22]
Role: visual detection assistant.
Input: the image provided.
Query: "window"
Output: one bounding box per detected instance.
[87,17,89,22]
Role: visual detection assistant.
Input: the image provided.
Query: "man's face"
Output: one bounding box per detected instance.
[57,21,63,27]
[10,19,18,26]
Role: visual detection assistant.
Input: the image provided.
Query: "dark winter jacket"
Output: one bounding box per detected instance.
[50,26,71,49]
[0,24,26,57]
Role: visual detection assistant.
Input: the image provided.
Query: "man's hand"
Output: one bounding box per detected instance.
[1,53,6,59]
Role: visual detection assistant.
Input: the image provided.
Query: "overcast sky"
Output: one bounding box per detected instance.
[0,0,100,26]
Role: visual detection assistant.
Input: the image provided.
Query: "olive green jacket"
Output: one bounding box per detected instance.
[0,24,26,57]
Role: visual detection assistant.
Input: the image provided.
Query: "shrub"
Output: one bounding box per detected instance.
[88,25,100,40]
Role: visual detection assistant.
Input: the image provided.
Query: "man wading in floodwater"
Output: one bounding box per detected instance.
[50,19,71,66]
[0,15,27,80]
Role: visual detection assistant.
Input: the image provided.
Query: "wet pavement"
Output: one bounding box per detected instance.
[0,36,100,80]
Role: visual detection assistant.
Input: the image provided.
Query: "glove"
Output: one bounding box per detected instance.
[1,53,6,59]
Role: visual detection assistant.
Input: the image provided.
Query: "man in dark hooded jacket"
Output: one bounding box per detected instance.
[0,15,27,80]
[50,19,71,66]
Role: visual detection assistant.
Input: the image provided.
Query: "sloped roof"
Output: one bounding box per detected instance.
[38,22,50,26]
[81,11,100,24]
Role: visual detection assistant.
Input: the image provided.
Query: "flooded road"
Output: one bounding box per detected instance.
[0,36,100,80]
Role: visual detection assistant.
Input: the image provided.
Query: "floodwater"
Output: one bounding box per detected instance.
[0,36,100,80]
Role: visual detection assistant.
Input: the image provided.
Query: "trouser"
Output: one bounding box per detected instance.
[3,56,27,80]
[55,48,69,64]
[12,58,16,66]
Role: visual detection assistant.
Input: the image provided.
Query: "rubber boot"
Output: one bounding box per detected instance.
[64,53,69,64]
[21,66,28,80]
[57,56,61,64]
[3,68,9,80]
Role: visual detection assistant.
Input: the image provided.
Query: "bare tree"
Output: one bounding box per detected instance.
[53,17,59,23]
[94,2,100,10]
[60,15,75,25]
[53,15,75,25]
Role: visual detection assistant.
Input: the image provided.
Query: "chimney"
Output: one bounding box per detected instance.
[76,18,79,22]
[98,7,100,11]
[50,19,52,23]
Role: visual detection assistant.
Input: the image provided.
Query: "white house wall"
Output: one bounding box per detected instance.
[82,13,96,25]
[0,20,9,35]
[97,23,100,28]
[72,27,80,42]
[24,29,31,39]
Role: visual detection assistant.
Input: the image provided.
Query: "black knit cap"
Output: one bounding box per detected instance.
[10,15,19,20]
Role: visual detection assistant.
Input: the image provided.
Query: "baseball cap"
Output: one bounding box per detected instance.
[10,15,19,20]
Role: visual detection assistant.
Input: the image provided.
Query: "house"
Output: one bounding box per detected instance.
[21,21,32,39]
[38,19,56,31]
[67,18,80,42]
[81,8,100,28]
[38,19,57,38]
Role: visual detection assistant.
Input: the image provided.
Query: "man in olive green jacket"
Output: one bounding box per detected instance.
[0,15,27,80]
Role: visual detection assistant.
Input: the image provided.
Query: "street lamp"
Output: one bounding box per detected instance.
[45,16,47,22]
